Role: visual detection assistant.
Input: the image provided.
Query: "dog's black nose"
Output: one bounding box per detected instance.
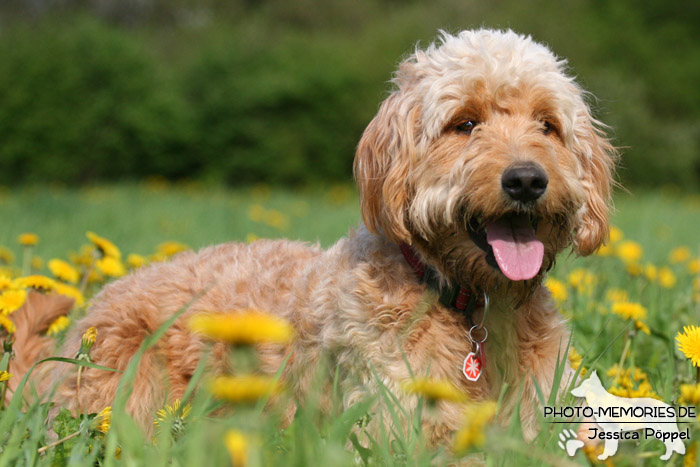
[501,162,548,202]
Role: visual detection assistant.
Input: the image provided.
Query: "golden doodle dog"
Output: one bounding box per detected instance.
[10,29,616,443]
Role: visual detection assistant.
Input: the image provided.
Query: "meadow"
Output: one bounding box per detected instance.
[0,183,699,466]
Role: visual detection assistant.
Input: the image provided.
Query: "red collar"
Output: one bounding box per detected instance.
[398,243,476,313]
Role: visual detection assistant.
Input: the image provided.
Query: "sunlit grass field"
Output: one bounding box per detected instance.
[0,183,699,466]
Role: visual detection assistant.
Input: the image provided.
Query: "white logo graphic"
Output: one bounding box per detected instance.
[558,428,584,456]
[559,371,686,461]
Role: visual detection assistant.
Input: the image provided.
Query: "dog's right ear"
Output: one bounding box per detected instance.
[354,91,419,244]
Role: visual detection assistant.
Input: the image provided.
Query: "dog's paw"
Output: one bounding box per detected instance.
[558,428,584,457]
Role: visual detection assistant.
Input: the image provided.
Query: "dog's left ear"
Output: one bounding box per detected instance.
[572,116,618,256]
[353,90,419,244]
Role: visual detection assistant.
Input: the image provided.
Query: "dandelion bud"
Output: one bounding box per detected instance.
[76,327,98,361]
[90,406,112,434]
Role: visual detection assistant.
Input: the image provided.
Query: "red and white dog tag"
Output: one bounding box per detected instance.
[462,350,482,382]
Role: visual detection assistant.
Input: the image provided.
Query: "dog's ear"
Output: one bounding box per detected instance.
[354,91,419,244]
[572,116,617,256]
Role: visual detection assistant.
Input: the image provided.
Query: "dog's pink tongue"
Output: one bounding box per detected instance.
[486,216,544,281]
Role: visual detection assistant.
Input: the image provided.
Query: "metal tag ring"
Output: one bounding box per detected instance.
[469,324,488,343]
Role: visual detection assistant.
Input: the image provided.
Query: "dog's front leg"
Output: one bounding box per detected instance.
[507,293,575,439]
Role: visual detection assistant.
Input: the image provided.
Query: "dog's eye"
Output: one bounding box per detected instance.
[456,120,478,135]
[542,121,554,135]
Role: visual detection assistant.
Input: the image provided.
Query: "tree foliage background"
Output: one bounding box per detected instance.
[0,0,698,187]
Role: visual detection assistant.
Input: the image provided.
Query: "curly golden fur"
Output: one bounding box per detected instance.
[9,29,616,443]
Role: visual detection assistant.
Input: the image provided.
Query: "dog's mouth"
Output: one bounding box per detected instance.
[467,213,544,281]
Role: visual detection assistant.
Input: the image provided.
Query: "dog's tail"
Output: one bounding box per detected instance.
[5,291,73,402]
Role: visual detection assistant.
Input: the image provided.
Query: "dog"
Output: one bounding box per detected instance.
[571,371,686,460]
[9,29,616,444]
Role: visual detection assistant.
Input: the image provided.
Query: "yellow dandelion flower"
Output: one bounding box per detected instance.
[607,364,626,381]
[0,247,15,265]
[0,288,27,314]
[154,399,192,438]
[567,268,597,295]
[31,256,44,270]
[609,383,660,400]
[677,326,700,367]
[568,347,587,376]
[626,262,642,276]
[91,406,112,434]
[156,241,189,257]
[53,283,85,307]
[154,399,192,427]
[126,253,147,269]
[18,233,39,246]
[224,430,249,467]
[209,375,280,403]
[617,240,643,264]
[605,288,629,304]
[595,243,614,257]
[95,257,126,278]
[0,275,12,291]
[48,259,80,284]
[81,326,98,351]
[689,259,700,275]
[47,316,70,335]
[14,275,55,291]
[611,302,647,321]
[643,263,657,281]
[632,367,648,382]
[189,311,294,345]
[634,319,650,335]
[607,365,660,399]
[658,267,676,289]
[670,246,692,264]
[544,278,567,305]
[245,233,259,244]
[0,314,15,333]
[679,383,700,405]
[0,371,11,382]
[86,232,121,260]
[401,378,467,403]
[609,226,623,244]
[452,401,498,452]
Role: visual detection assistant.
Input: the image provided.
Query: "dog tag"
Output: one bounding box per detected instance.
[462,351,482,382]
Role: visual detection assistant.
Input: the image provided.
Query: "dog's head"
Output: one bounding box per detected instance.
[354,29,617,294]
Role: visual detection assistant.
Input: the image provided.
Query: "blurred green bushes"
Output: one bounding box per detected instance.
[0,0,698,187]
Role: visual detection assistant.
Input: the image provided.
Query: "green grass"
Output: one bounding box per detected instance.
[1,184,699,466]
[0,182,360,258]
